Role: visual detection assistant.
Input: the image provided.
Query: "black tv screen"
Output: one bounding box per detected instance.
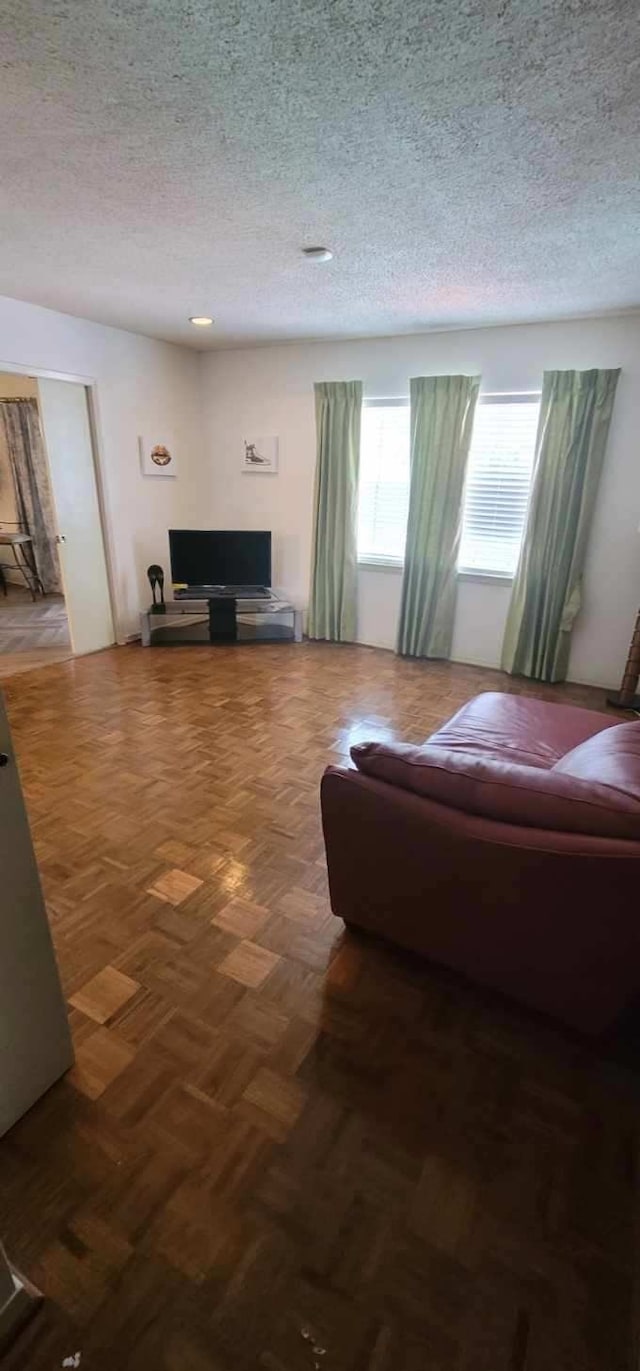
[169,529,271,587]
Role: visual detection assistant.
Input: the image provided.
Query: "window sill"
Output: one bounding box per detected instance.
[358,558,513,586]
[357,557,404,573]
[458,569,514,586]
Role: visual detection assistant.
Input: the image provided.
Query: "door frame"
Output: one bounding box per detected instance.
[0,359,120,644]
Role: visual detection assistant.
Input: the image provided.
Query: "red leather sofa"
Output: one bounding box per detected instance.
[321,692,640,1033]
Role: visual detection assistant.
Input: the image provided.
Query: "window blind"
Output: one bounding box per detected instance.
[357,392,540,576]
[459,396,540,577]
[357,400,410,563]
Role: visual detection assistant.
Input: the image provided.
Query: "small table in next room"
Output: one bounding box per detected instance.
[140,596,303,647]
[0,532,45,600]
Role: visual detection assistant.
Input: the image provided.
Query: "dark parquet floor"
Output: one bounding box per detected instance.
[0,641,637,1370]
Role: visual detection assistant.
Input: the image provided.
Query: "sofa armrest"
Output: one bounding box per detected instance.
[321,765,640,1033]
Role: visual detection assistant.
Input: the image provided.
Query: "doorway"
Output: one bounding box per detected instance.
[0,372,71,679]
[0,372,114,680]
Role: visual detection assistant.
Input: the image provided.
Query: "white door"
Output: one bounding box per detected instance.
[38,379,114,655]
[0,694,73,1136]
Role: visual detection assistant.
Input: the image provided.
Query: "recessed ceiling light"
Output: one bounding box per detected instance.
[189,315,214,326]
[302,246,333,262]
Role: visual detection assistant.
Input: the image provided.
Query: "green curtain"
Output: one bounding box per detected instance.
[502,368,620,683]
[396,374,480,659]
[307,380,362,642]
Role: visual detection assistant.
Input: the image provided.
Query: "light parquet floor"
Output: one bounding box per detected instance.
[0,642,638,1371]
[0,586,72,679]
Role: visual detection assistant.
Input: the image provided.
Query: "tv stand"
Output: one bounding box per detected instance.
[174,585,273,601]
[140,594,302,647]
[208,596,237,642]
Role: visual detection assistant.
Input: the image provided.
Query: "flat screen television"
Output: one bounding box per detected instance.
[169,529,272,588]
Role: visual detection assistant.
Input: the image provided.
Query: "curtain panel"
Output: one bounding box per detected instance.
[502,368,620,683]
[0,399,63,594]
[307,380,362,642]
[396,374,480,659]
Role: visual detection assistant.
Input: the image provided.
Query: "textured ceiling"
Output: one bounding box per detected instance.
[1,0,640,350]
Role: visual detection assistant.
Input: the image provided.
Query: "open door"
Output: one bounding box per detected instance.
[37,379,114,656]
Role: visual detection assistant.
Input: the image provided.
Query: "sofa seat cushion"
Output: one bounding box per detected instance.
[426,691,615,769]
[351,739,640,840]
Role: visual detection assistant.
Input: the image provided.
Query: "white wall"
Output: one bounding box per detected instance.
[0,374,39,398]
[198,315,640,688]
[1,296,635,685]
[0,297,202,639]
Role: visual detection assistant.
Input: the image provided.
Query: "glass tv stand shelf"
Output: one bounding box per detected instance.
[140,594,303,647]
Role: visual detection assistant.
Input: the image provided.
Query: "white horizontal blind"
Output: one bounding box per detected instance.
[459,396,540,576]
[357,400,410,563]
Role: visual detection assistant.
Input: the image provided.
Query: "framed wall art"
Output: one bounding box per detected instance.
[241,435,278,474]
[139,435,177,478]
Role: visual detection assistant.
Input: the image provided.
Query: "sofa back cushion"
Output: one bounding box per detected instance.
[351,739,640,840]
[425,691,616,769]
[554,722,640,800]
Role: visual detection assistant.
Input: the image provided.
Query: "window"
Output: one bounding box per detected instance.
[357,399,410,563]
[357,391,540,578]
[459,395,540,577]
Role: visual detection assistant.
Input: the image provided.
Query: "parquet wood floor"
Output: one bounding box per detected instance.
[0,643,638,1370]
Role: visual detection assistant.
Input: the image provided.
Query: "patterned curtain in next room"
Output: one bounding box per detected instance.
[0,398,63,593]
